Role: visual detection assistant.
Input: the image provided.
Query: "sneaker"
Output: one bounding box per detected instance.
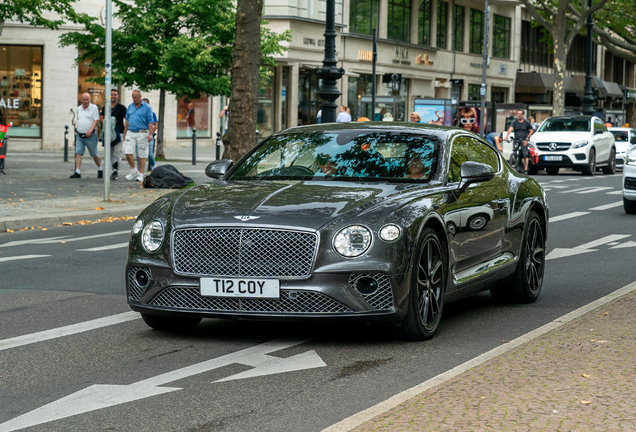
[70,172,81,179]
[136,173,144,182]
[125,168,138,180]
[110,170,118,180]
[98,170,103,179]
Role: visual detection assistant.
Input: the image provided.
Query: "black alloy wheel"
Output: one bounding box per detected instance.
[511,210,545,303]
[583,149,596,176]
[625,197,636,214]
[602,148,617,174]
[395,227,446,340]
[141,313,202,331]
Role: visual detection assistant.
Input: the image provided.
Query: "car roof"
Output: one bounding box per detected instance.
[608,127,633,131]
[545,116,594,120]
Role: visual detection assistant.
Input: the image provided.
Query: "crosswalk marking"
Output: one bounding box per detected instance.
[560,186,614,194]
[589,201,623,211]
[76,242,129,252]
[549,212,590,223]
[0,255,51,263]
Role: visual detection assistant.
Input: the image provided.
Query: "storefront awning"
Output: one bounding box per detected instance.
[515,72,554,94]
[564,76,584,96]
[603,81,624,99]
[573,75,607,98]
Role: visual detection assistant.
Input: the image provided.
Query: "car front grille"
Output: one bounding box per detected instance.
[127,265,151,301]
[348,273,394,310]
[536,142,572,151]
[173,228,318,278]
[625,177,636,190]
[617,158,624,165]
[149,286,352,314]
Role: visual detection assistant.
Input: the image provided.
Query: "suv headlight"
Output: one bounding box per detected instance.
[142,221,164,252]
[573,140,589,149]
[333,225,372,257]
[626,156,636,166]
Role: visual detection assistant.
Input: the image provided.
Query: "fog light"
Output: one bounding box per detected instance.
[136,269,150,287]
[355,277,379,295]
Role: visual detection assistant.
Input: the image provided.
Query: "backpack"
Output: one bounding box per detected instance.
[143,165,194,189]
[100,116,121,146]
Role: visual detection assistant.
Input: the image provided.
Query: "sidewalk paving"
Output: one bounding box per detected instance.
[0,144,218,232]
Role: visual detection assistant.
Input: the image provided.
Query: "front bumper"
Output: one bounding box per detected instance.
[533,152,588,169]
[126,264,408,324]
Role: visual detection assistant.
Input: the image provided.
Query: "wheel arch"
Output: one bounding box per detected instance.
[530,200,548,243]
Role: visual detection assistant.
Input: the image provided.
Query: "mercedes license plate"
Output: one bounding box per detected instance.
[544,155,562,161]
[200,277,280,298]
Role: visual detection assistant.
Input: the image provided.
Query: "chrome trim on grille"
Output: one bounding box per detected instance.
[536,142,572,151]
[127,265,151,301]
[172,227,319,278]
[348,273,394,310]
[149,286,352,314]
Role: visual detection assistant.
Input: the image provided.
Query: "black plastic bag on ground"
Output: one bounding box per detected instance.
[143,165,194,189]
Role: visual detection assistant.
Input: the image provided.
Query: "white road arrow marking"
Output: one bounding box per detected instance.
[0,339,325,432]
[546,234,632,260]
[76,242,129,251]
[610,241,636,249]
[0,254,50,263]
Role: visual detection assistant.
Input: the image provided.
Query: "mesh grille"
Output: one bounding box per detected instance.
[149,286,352,314]
[173,228,317,277]
[127,266,151,301]
[349,273,394,310]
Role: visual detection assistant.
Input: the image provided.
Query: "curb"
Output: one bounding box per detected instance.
[0,205,147,232]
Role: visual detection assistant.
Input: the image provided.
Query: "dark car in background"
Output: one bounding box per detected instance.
[126,123,549,340]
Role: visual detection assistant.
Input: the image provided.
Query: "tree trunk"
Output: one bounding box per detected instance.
[222,0,263,162]
[156,88,166,160]
[552,17,568,116]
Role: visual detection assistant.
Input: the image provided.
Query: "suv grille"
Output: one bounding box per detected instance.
[536,142,572,151]
[173,228,317,278]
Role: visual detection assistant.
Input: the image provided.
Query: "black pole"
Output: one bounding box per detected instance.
[315,0,345,123]
[256,130,259,147]
[582,0,595,116]
[192,128,196,165]
[64,125,69,162]
[372,28,377,121]
[216,131,222,160]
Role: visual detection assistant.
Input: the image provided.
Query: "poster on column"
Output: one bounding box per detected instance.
[413,99,452,126]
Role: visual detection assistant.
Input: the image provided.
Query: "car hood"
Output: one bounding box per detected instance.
[615,142,632,153]
[170,180,432,230]
[531,131,591,143]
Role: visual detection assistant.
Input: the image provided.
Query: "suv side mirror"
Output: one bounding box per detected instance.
[205,159,234,179]
[458,161,495,193]
[631,136,636,144]
[594,128,604,135]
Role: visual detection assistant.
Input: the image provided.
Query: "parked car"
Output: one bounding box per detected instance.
[529,115,616,175]
[623,146,636,214]
[608,127,636,170]
[126,123,549,341]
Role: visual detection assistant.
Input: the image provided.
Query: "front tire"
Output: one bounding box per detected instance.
[395,228,446,341]
[141,314,202,331]
[511,211,545,303]
[546,167,559,175]
[625,198,636,214]
[602,148,616,174]
[583,149,596,176]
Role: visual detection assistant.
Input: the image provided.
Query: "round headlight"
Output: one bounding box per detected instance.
[132,219,143,235]
[333,225,372,257]
[379,224,401,242]
[142,221,164,252]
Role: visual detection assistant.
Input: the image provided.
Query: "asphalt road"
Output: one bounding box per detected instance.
[1,170,635,432]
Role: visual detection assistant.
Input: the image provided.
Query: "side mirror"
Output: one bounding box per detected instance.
[205,159,234,179]
[458,161,495,193]
[594,128,604,135]
[630,136,636,144]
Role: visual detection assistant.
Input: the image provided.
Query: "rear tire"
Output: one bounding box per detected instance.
[141,314,202,331]
[583,149,596,176]
[602,148,616,174]
[625,198,636,214]
[546,167,559,175]
[510,211,545,303]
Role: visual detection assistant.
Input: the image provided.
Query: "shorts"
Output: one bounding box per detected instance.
[520,144,530,158]
[125,130,149,158]
[75,133,99,157]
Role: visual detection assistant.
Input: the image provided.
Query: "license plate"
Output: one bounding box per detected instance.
[544,155,562,161]
[200,277,280,298]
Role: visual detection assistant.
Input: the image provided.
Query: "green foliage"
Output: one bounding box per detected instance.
[59,0,290,100]
[0,0,78,29]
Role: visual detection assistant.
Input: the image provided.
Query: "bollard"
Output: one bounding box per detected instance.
[64,125,69,162]
[255,130,259,147]
[216,132,222,160]
[192,128,196,165]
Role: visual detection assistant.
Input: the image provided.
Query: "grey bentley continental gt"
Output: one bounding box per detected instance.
[126,123,549,340]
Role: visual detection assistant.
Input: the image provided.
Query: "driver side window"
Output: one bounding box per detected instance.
[448,136,499,182]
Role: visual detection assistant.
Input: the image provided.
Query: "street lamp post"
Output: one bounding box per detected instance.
[582,0,596,116]
[479,0,490,137]
[315,0,345,123]
[103,0,113,200]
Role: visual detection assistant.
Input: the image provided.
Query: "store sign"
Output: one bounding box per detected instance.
[303,38,325,47]
[470,63,490,69]
[358,50,372,62]
[626,89,636,102]
[416,54,433,66]
[393,47,410,65]
[0,98,20,109]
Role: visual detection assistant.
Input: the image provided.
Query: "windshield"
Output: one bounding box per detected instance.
[539,118,590,132]
[228,131,438,182]
[611,131,629,142]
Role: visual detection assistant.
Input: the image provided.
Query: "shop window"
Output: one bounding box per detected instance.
[0,45,42,138]
[468,84,481,101]
[282,67,289,130]
[257,71,274,139]
[453,5,464,52]
[347,74,375,120]
[437,1,448,50]
[388,0,411,42]
[492,15,510,59]
[177,95,210,138]
[298,67,320,126]
[349,0,379,35]
[419,0,431,46]
[469,9,484,55]
[78,53,105,111]
[491,87,508,103]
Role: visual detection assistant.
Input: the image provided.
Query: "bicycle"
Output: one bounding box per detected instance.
[508,138,527,174]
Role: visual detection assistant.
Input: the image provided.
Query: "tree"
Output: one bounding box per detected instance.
[517,0,608,115]
[60,0,288,159]
[0,0,77,30]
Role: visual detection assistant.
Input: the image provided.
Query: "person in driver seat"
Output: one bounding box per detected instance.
[316,154,338,175]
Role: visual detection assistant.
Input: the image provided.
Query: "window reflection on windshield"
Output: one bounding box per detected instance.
[611,131,628,141]
[229,131,438,182]
[539,118,590,132]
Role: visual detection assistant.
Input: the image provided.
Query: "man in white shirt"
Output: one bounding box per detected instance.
[71,92,102,179]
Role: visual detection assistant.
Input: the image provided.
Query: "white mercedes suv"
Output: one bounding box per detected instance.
[529,115,616,175]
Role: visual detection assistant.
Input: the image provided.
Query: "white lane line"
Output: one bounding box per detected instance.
[589,201,623,211]
[549,211,590,223]
[576,186,614,194]
[0,237,71,248]
[546,185,570,189]
[0,255,51,263]
[76,242,129,252]
[38,230,130,244]
[0,312,140,352]
[323,280,636,432]
[607,190,623,195]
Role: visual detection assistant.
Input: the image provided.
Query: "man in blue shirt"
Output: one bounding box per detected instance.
[123,90,154,181]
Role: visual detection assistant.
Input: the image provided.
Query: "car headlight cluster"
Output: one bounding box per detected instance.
[379,224,401,242]
[141,221,164,252]
[573,140,589,149]
[333,225,372,257]
[626,156,636,166]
